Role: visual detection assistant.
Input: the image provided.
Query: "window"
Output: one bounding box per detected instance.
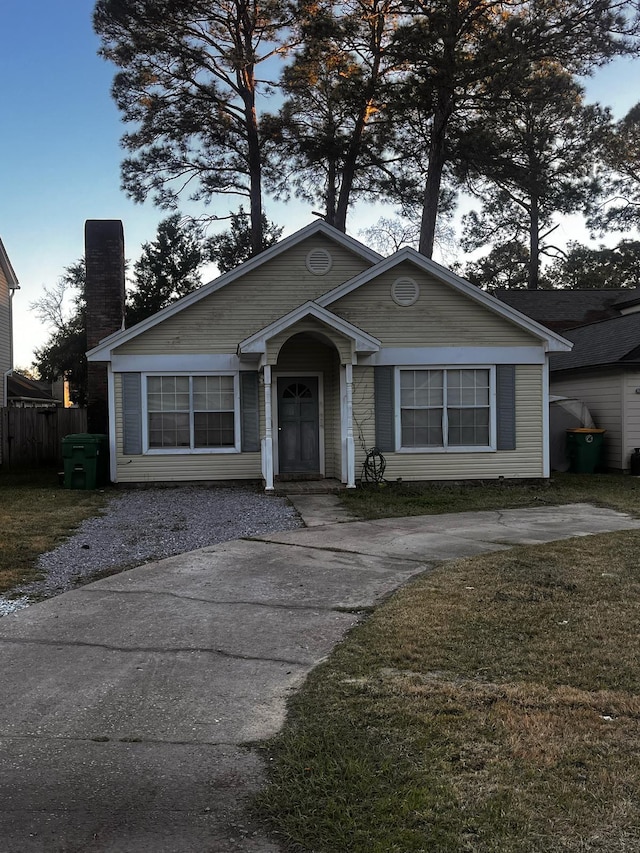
[146,375,237,451]
[399,368,492,450]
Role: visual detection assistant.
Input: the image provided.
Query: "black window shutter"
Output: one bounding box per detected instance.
[122,373,143,455]
[496,364,516,451]
[374,366,395,452]
[240,371,260,452]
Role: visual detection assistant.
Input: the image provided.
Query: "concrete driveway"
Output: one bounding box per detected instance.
[1,502,639,852]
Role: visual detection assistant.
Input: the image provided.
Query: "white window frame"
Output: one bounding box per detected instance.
[142,372,241,454]
[395,365,497,453]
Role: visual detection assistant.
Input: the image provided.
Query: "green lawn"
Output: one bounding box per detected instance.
[0,466,109,595]
[256,474,640,852]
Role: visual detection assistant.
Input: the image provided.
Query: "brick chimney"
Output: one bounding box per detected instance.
[85,220,125,435]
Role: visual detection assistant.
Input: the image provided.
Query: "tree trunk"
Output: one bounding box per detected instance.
[528,194,540,290]
[419,99,451,258]
[246,99,264,255]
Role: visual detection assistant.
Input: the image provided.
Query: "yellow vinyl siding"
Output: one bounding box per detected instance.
[331,262,538,348]
[116,235,373,357]
[551,370,624,469]
[113,373,261,483]
[352,365,544,480]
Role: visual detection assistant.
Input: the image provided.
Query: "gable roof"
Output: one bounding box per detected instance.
[7,373,59,404]
[0,238,20,290]
[88,222,571,361]
[319,247,572,352]
[88,221,382,360]
[550,312,640,373]
[238,301,381,359]
[495,288,640,332]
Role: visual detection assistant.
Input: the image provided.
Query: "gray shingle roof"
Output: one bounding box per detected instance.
[495,288,640,331]
[550,312,640,373]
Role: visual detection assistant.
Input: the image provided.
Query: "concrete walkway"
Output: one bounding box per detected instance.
[1,502,639,852]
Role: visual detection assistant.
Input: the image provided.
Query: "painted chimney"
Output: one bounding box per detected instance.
[85,220,125,435]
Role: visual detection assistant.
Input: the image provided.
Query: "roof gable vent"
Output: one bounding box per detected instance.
[392,276,419,306]
[306,248,333,275]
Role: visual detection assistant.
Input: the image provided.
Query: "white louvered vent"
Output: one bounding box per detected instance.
[392,277,419,306]
[306,248,333,275]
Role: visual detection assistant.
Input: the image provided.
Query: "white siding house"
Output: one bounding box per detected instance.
[0,238,19,409]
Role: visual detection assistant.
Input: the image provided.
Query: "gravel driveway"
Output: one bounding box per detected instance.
[0,485,302,616]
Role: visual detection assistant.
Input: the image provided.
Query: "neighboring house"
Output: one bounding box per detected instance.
[6,372,60,408]
[495,288,640,332]
[549,313,640,471]
[0,237,20,408]
[495,288,640,471]
[87,221,571,488]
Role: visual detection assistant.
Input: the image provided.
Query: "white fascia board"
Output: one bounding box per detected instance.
[238,301,381,354]
[0,238,19,289]
[111,353,242,372]
[87,221,383,362]
[318,247,573,353]
[360,345,546,366]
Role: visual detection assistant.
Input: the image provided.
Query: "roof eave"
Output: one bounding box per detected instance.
[319,247,573,352]
[87,221,383,361]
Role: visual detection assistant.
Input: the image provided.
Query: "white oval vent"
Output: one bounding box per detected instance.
[392,277,419,306]
[306,248,333,275]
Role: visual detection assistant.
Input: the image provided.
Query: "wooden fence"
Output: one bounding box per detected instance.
[0,407,88,467]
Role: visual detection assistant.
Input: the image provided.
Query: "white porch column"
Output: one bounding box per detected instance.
[263,364,275,491]
[346,363,356,488]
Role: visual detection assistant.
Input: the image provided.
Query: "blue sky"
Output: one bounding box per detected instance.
[1,1,639,369]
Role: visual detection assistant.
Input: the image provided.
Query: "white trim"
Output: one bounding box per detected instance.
[317,246,572,353]
[340,366,348,484]
[395,365,497,453]
[0,238,20,290]
[542,360,550,478]
[263,365,274,490]
[141,371,241,455]
[345,363,356,487]
[87,221,382,361]
[108,365,117,483]
[272,372,325,476]
[239,301,380,358]
[113,354,242,372]
[361,346,545,366]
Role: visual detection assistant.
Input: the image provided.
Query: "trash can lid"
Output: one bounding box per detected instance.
[566,428,606,433]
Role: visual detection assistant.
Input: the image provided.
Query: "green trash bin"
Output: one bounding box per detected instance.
[566,428,606,474]
[62,434,109,489]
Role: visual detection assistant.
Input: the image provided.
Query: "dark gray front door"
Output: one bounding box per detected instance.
[277,377,320,473]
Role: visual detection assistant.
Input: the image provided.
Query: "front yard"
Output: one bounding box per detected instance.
[0,467,109,596]
[256,475,640,852]
[2,467,639,850]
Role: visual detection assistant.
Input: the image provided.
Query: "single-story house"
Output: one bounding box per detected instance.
[87,221,571,488]
[495,288,640,472]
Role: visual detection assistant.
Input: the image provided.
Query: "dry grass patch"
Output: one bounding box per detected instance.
[256,530,640,852]
[0,467,109,594]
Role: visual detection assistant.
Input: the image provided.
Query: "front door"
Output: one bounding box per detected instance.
[277,377,320,474]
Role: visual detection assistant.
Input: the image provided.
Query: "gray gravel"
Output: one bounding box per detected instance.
[0,485,302,616]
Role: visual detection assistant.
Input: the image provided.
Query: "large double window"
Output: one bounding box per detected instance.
[399,368,493,450]
[146,374,237,451]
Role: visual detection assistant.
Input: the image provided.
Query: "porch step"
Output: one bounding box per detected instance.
[273,478,346,495]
